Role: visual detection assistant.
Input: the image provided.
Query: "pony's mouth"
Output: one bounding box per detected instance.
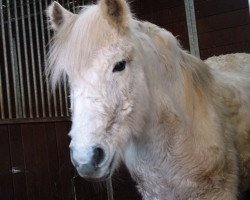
[77,154,116,182]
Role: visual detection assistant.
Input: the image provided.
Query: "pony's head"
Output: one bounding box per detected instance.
[47,0,185,180]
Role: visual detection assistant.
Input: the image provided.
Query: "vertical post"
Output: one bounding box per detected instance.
[184,0,200,58]
[58,81,64,116]
[249,0,250,13]
[20,0,33,118]
[14,0,26,118]
[33,0,46,117]
[45,0,58,117]
[0,64,4,119]
[0,0,12,118]
[27,0,39,117]
[72,0,76,13]
[7,0,20,118]
[0,4,4,119]
[12,40,22,118]
[39,0,52,117]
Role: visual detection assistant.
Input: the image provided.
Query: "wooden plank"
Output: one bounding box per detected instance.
[195,0,248,19]
[8,124,28,199]
[44,122,60,200]
[33,123,53,200]
[200,40,250,59]
[136,0,183,15]
[198,25,250,50]
[197,8,250,34]
[21,123,52,200]
[0,125,13,200]
[55,121,73,200]
[21,124,39,200]
[139,5,186,26]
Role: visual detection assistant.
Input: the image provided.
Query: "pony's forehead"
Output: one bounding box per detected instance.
[48,4,133,88]
[69,6,131,62]
[70,5,124,49]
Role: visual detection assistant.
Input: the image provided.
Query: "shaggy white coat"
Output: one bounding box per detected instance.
[47,1,250,199]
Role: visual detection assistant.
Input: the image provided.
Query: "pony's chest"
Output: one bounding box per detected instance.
[129,153,200,200]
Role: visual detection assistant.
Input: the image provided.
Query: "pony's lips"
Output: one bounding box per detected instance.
[78,154,116,182]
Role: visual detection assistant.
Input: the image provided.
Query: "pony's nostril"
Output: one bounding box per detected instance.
[92,147,105,168]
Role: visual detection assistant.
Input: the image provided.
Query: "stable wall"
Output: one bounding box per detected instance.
[195,0,250,59]
[0,121,140,200]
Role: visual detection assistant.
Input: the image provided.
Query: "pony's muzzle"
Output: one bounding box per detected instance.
[70,146,106,177]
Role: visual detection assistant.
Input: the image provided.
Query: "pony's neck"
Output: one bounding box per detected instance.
[124,23,225,196]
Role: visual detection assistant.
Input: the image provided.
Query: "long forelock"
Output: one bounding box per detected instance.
[47,5,117,91]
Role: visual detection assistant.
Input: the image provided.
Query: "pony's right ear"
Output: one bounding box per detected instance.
[100,0,132,32]
[47,1,75,31]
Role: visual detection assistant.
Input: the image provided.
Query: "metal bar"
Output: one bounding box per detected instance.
[58,82,64,116]
[0,0,12,118]
[184,0,200,58]
[12,39,22,118]
[72,0,76,13]
[14,0,26,118]
[249,0,250,14]
[45,0,58,117]
[33,0,46,117]
[27,0,39,117]
[39,0,52,117]
[20,0,33,118]
[106,177,114,200]
[63,75,69,116]
[0,64,4,119]
[66,0,70,8]
[53,0,64,117]
[7,0,20,118]
[0,5,4,119]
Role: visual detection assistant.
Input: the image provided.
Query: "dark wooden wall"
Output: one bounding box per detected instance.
[0,121,141,200]
[130,0,190,50]
[130,0,250,59]
[0,122,73,200]
[194,0,250,59]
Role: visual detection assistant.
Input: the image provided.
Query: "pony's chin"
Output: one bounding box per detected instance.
[76,168,111,182]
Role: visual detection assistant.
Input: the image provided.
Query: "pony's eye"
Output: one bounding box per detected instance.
[113,60,126,72]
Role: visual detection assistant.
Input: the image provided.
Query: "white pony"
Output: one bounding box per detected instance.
[47,0,250,199]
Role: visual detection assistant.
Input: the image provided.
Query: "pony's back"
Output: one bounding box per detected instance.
[206,53,250,191]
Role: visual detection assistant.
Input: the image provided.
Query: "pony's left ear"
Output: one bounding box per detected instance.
[47,1,75,31]
[100,0,132,31]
